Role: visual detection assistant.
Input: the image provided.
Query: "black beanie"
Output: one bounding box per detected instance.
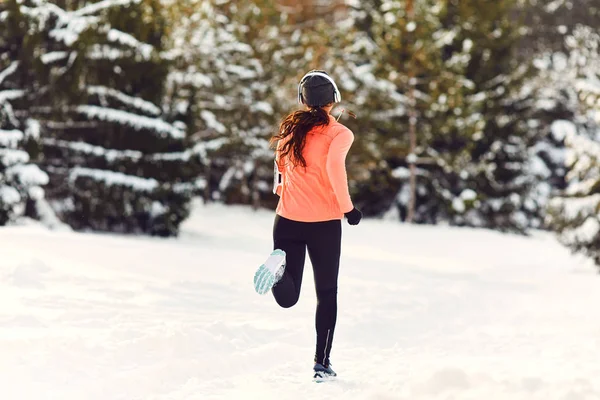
[301,74,336,107]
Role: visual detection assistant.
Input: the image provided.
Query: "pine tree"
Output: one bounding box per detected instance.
[547,121,600,266]
[0,117,49,225]
[330,0,462,222]
[547,26,600,268]
[165,0,306,208]
[5,0,194,236]
[0,0,66,228]
[522,0,600,231]
[439,0,535,232]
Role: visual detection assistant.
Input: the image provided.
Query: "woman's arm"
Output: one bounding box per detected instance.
[274,140,285,196]
[326,128,354,213]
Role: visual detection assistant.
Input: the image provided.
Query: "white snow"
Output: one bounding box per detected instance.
[0,62,19,85]
[562,216,600,244]
[40,51,69,64]
[73,0,141,17]
[225,65,257,79]
[550,194,600,220]
[545,0,566,13]
[551,120,577,141]
[30,195,72,232]
[150,201,167,217]
[0,90,25,104]
[42,138,144,162]
[50,16,101,46]
[200,110,226,134]
[25,119,41,139]
[1,201,599,399]
[0,185,20,204]
[168,71,212,88]
[69,167,159,191]
[5,164,50,186]
[76,105,185,139]
[0,130,24,148]
[460,189,477,201]
[452,197,465,213]
[86,45,126,60]
[106,29,153,60]
[251,101,274,115]
[0,149,29,167]
[88,86,161,116]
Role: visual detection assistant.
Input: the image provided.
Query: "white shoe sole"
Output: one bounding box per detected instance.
[253,249,286,295]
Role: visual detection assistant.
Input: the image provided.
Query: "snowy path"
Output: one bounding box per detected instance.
[1,201,600,400]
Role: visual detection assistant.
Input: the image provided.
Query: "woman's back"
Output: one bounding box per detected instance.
[276,114,354,222]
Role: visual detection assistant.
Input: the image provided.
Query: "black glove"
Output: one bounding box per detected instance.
[344,207,362,225]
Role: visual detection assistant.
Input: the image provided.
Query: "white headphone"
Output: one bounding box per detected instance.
[297,71,341,104]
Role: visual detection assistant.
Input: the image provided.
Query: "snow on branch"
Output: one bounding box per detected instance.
[168,71,212,88]
[0,149,29,167]
[562,217,600,245]
[575,76,600,96]
[88,86,161,116]
[25,119,41,139]
[75,105,185,139]
[6,164,49,186]
[50,16,101,46]
[550,194,600,221]
[106,29,153,60]
[0,185,20,205]
[69,167,158,191]
[42,138,199,162]
[564,128,600,166]
[0,90,25,104]
[41,51,69,64]
[225,65,257,79]
[200,110,226,133]
[0,130,24,148]
[86,45,126,60]
[42,138,143,162]
[74,0,142,17]
[189,138,228,159]
[0,62,19,85]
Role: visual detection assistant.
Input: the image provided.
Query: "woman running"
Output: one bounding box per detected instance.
[253,70,362,380]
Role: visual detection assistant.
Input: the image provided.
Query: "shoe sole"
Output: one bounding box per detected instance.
[313,372,336,383]
[253,249,286,295]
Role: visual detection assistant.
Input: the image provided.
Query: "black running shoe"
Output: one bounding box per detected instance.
[313,362,337,381]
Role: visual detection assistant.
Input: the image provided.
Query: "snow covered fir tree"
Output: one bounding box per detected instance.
[323,0,535,232]
[0,118,50,226]
[548,119,600,266]
[1,0,196,235]
[546,25,600,268]
[0,0,66,228]
[163,0,319,209]
[2,0,600,268]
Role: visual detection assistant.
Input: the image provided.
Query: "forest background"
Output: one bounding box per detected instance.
[1,0,600,266]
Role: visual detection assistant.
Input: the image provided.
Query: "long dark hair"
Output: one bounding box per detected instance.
[270,107,330,168]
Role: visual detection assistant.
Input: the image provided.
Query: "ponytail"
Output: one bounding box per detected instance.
[270,107,330,168]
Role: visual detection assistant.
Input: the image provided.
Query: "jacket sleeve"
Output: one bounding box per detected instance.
[326,128,354,213]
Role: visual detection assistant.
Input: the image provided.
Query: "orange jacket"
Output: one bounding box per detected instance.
[275,114,354,222]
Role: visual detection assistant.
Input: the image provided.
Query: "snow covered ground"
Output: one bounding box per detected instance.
[1,200,600,400]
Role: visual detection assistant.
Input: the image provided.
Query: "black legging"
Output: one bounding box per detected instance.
[271,214,341,367]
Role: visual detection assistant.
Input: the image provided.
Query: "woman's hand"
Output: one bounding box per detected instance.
[344,208,362,225]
